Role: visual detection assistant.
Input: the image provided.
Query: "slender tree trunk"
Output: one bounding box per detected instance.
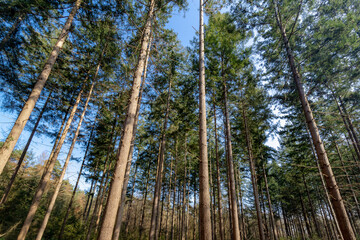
[306,126,343,239]
[84,177,97,221]
[339,96,360,152]
[263,168,278,240]
[198,0,212,239]
[0,14,24,50]
[149,80,172,240]
[112,36,152,239]
[98,2,155,239]
[181,147,188,240]
[242,105,265,240]
[58,125,94,239]
[17,79,86,240]
[0,91,51,205]
[36,80,95,240]
[299,193,312,237]
[213,101,224,240]
[0,0,82,173]
[273,1,355,239]
[223,78,241,240]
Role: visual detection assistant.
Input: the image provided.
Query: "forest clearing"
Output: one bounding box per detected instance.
[0,0,359,239]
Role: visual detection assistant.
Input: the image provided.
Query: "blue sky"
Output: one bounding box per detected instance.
[0,0,280,191]
[0,0,204,191]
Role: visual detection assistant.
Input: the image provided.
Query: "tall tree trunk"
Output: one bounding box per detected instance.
[306,126,343,239]
[299,193,312,237]
[213,101,224,240]
[112,35,152,239]
[198,0,212,239]
[273,1,355,239]
[0,91,51,205]
[181,148,188,240]
[223,78,241,240]
[58,125,94,240]
[17,79,86,240]
[98,2,155,239]
[149,80,172,240]
[36,80,95,240]
[0,0,82,173]
[0,14,24,50]
[242,105,265,240]
[263,168,278,240]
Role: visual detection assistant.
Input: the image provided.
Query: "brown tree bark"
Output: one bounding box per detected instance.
[97,2,155,239]
[273,1,355,239]
[0,91,51,205]
[0,0,82,174]
[198,0,212,239]
[17,78,86,240]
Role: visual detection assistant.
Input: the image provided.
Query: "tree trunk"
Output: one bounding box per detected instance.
[124,163,139,235]
[299,193,312,237]
[273,1,355,239]
[181,147,188,240]
[0,14,24,50]
[213,101,224,240]
[17,79,85,240]
[242,105,265,240]
[58,125,94,240]
[112,35,152,239]
[36,80,95,240]
[149,79,172,240]
[0,0,82,174]
[97,2,155,239]
[198,0,212,239]
[223,78,241,240]
[170,169,177,240]
[263,168,278,240]
[0,91,51,205]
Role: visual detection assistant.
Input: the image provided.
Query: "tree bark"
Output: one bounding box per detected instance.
[139,161,152,239]
[17,78,85,240]
[0,91,51,205]
[273,1,355,239]
[0,0,82,174]
[198,1,212,239]
[97,2,155,239]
